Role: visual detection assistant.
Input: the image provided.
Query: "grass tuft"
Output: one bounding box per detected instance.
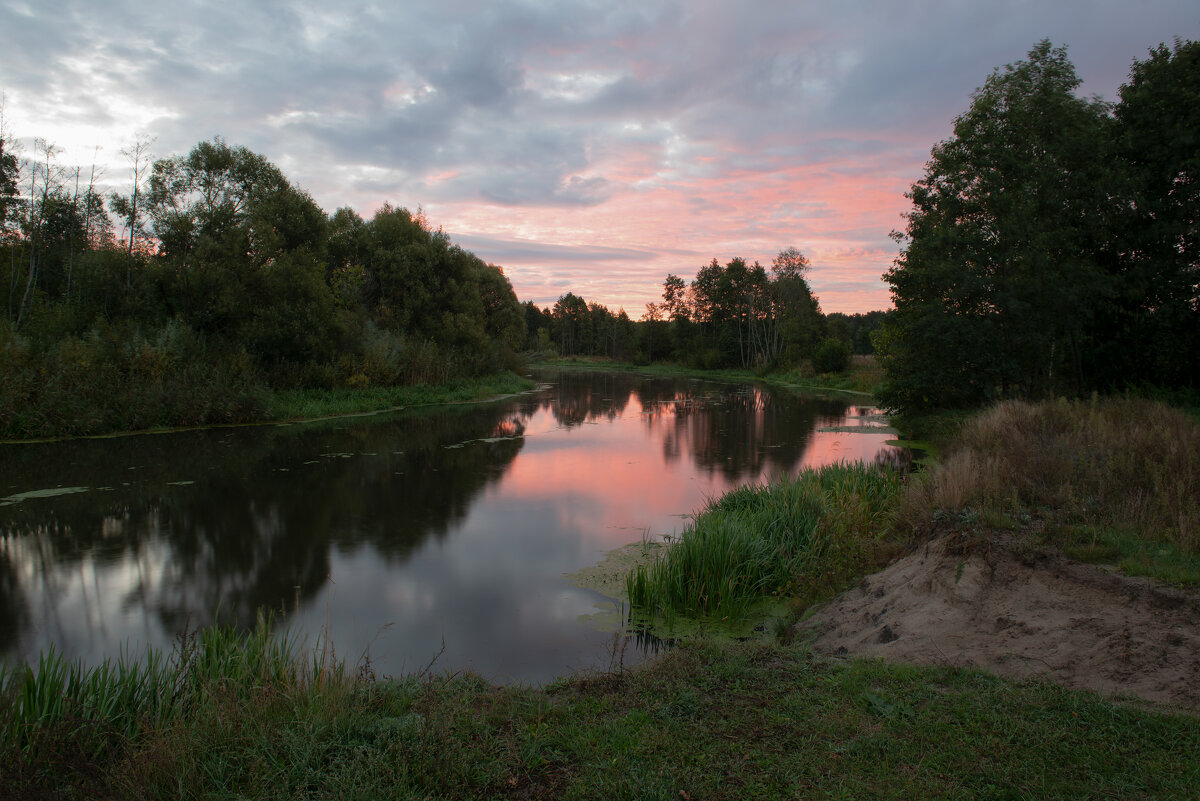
[0,612,355,796]
[627,463,902,625]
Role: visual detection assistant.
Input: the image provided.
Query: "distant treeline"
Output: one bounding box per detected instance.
[878,40,1200,413]
[0,137,524,437]
[524,249,888,371]
[0,124,890,438]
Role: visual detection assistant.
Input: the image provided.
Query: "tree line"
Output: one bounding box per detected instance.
[878,39,1199,413]
[524,249,888,372]
[0,115,893,439]
[0,134,524,437]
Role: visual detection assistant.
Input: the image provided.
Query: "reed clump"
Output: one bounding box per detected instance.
[0,613,353,796]
[627,463,901,622]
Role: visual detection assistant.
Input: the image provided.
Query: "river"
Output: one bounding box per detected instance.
[0,369,900,683]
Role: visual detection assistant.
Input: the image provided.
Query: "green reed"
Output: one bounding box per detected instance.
[627,462,901,623]
[0,611,349,760]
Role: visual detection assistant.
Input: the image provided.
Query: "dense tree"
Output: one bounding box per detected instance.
[1,131,527,428]
[638,302,666,363]
[769,248,823,363]
[551,292,590,356]
[811,337,851,374]
[0,101,19,242]
[878,41,1114,411]
[138,139,343,371]
[826,311,890,355]
[1105,39,1200,390]
[653,249,823,369]
[880,39,1200,413]
[328,203,524,378]
[148,137,322,269]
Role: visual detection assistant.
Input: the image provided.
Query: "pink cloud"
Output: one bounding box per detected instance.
[433,134,924,315]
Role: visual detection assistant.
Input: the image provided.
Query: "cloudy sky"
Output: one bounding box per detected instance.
[2,1,1196,315]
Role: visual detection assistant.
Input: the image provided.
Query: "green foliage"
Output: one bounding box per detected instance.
[645,250,823,369]
[1101,39,1200,391]
[264,371,533,422]
[881,41,1113,413]
[7,628,1197,799]
[0,135,527,438]
[881,39,1200,414]
[0,318,267,439]
[826,310,890,355]
[0,120,19,236]
[810,337,851,374]
[0,613,356,796]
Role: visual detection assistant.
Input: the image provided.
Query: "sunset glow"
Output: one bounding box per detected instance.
[2,1,1194,316]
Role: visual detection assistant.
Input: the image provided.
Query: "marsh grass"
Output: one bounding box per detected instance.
[627,464,901,624]
[898,397,1200,582]
[0,613,354,797]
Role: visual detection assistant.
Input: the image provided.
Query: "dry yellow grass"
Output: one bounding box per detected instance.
[899,397,1200,552]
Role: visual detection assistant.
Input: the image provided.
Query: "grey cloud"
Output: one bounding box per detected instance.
[452,234,652,265]
[3,0,1197,312]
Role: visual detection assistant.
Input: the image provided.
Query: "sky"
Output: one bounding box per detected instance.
[1,1,1196,316]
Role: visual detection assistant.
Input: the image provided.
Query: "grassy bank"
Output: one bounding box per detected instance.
[625,396,1200,637]
[533,355,885,399]
[0,371,534,443]
[3,625,1198,800]
[264,371,535,422]
[897,396,1200,585]
[763,354,885,396]
[627,464,901,630]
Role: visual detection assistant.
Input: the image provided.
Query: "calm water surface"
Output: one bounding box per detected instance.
[0,370,899,683]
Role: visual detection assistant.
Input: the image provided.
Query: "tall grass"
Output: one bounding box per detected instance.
[627,463,901,622]
[0,613,352,793]
[897,397,1200,555]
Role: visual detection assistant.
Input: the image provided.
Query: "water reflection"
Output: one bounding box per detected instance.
[0,370,899,682]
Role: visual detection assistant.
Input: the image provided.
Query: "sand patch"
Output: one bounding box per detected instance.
[795,532,1200,712]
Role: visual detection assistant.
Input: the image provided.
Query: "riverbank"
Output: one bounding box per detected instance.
[3,628,1197,799]
[5,393,1200,797]
[533,354,885,398]
[0,372,535,443]
[263,371,536,423]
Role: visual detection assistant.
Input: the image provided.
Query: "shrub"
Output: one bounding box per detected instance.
[811,338,851,374]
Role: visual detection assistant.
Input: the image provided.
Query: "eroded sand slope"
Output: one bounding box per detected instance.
[796,533,1200,712]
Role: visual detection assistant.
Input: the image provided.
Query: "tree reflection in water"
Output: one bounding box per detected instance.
[0,370,902,682]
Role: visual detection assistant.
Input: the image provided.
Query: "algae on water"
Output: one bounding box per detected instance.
[0,486,90,506]
[565,540,668,601]
[566,541,669,632]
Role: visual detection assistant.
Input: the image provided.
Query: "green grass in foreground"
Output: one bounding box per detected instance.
[627,464,901,629]
[1061,525,1200,586]
[264,371,534,422]
[3,633,1197,800]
